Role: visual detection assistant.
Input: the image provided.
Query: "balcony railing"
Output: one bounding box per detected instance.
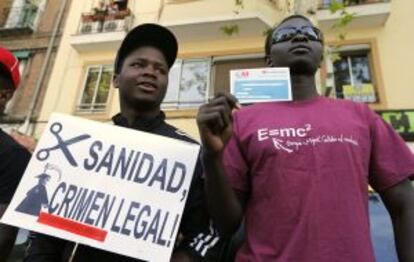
[318,0,390,9]
[70,4,134,52]
[77,8,133,35]
[0,4,38,35]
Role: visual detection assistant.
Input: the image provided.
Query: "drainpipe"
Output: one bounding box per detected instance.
[19,0,68,135]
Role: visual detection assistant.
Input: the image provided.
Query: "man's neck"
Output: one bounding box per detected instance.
[120,105,160,126]
[291,74,318,101]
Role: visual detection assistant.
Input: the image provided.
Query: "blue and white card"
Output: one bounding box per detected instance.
[230,67,292,104]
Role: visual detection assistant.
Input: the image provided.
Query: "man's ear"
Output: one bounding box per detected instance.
[113,73,119,89]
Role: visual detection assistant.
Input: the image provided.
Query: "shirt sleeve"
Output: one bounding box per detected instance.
[222,113,250,193]
[368,109,414,192]
[175,157,221,260]
[0,146,31,203]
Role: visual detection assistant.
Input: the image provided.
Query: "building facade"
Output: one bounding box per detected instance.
[0,0,71,134]
[318,0,414,150]
[36,0,413,150]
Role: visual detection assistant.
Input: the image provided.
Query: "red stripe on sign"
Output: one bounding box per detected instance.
[37,212,108,242]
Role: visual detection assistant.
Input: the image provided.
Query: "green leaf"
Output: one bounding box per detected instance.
[329,0,345,14]
[324,46,342,62]
[220,25,239,36]
[332,10,356,31]
[235,0,244,9]
[330,52,341,62]
[262,28,272,37]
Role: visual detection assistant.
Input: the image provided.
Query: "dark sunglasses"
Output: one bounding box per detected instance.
[272,26,323,44]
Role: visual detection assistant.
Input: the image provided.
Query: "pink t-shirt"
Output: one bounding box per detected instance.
[223,96,414,262]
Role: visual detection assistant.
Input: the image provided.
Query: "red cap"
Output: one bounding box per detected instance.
[0,47,20,89]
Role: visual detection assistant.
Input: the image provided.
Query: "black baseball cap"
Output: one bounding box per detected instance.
[114,23,178,73]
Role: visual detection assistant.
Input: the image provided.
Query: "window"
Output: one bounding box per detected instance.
[328,44,379,103]
[113,0,128,11]
[77,65,112,113]
[212,55,266,95]
[163,59,211,109]
[4,51,30,114]
[4,0,44,29]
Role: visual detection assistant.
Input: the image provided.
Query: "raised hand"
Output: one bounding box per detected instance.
[197,92,240,155]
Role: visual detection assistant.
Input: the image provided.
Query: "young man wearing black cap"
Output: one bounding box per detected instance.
[197,15,414,261]
[0,47,32,260]
[25,24,220,262]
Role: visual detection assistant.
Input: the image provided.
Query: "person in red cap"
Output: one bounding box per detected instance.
[0,47,31,259]
[0,47,36,152]
[0,47,20,114]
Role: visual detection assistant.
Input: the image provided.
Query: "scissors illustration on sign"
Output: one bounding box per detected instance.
[36,122,91,167]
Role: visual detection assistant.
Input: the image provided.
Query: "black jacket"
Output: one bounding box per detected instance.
[0,129,31,204]
[24,112,220,262]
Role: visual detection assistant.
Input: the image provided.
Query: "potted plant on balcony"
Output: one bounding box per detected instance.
[92,1,108,22]
[81,12,95,23]
[115,8,131,20]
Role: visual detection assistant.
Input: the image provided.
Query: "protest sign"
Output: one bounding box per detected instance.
[230,67,292,104]
[1,113,200,261]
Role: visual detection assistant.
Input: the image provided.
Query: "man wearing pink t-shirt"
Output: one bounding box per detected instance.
[197,15,414,262]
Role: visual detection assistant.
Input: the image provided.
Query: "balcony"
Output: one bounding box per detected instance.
[317,0,391,30]
[158,0,283,42]
[70,6,133,53]
[0,4,38,36]
[164,16,270,43]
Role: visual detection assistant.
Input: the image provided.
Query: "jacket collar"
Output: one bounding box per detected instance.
[112,111,166,132]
